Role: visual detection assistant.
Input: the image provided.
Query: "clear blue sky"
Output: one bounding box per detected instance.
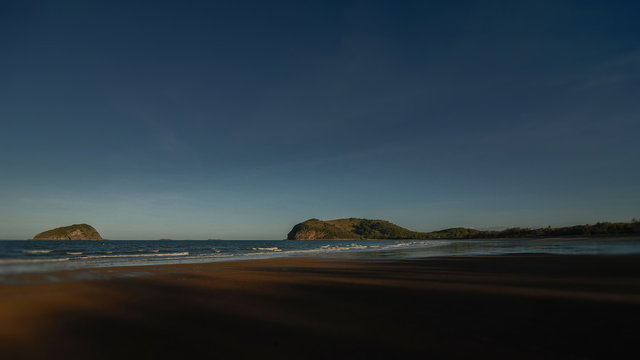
[1,0,639,239]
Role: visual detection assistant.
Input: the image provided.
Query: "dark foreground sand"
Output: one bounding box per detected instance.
[1,254,640,359]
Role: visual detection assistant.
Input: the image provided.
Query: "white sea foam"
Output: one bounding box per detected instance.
[381,240,441,249]
[22,250,54,254]
[242,245,363,258]
[66,252,83,255]
[346,244,368,250]
[238,240,445,259]
[251,247,282,252]
[77,252,189,260]
[0,257,71,265]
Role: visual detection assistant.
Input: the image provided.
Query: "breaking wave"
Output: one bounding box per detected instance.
[22,250,54,254]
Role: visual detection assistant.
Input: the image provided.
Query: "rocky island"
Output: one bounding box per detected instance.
[32,224,104,240]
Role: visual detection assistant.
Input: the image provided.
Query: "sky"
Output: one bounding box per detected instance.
[1,0,639,240]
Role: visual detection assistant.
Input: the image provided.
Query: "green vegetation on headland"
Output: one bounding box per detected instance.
[287,218,640,240]
[32,224,104,240]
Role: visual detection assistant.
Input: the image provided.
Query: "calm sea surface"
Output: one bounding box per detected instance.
[1,237,639,276]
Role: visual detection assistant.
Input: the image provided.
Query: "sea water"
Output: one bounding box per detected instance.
[1,237,639,276]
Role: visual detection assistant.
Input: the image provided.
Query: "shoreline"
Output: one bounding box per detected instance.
[2,254,640,359]
[3,235,639,277]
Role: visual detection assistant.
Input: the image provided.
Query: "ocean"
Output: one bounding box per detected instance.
[1,236,640,276]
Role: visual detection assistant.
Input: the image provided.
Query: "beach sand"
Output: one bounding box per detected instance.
[1,254,639,359]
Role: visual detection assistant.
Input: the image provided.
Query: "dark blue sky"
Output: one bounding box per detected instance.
[1,0,639,239]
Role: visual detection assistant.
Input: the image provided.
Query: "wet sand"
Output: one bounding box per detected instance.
[1,254,639,359]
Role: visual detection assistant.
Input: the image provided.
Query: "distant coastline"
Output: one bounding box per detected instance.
[22,219,640,241]
[287,218,640,240]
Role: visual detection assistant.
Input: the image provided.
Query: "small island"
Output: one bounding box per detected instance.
[287,218,640,240]
[32,224,104,240]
